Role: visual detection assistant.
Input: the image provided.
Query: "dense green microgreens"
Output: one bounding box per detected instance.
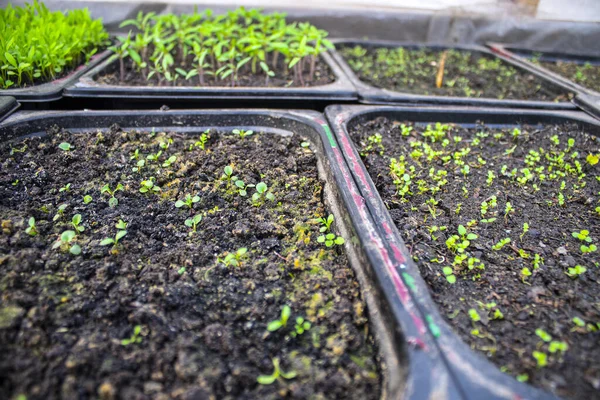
[256,357,297,385]
[0,1,108,89]
[112,8,333,86]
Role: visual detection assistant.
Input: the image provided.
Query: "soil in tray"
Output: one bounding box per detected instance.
[532,58,600,93]
[349,116,600,399]
[339,45,569,101]
[0,125,380,399]
[96,56,336,88]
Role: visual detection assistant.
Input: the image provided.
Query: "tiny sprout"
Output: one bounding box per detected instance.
[121,325,142,346]
[300,141,310,148]
[267,305,291,332]
[520,223,529,241]
[159,138,173,150]
[232,129,253,139]
[71,214,85,233]
[59,183,71,193]
[132,159,145,173]
[234,180,254,196]
[572,317,586,328]
[140,177,161,193]
[535,328,552,342]
[572,230,592,243]
[184,214,202,234]
[190,131,210,151]
[492,237,511,251]
[581,244,597,254]
[548,341,568,353]
[58,142,74,151]
[175,194,200,209]
[25,217,38,236]
[53,204,68,222]
[586,153,599,166]
[468,308,480,322]
[532,351,548,368]
[566,265,587,278]
[517,374,529,383]
[146,150,163,163]
[521,267,532,283]
[83,195,93,204]
[442,266,456,284]
[161,155,177,168]
[318,214,334,233]
[178,267,186,275]
[257,358,297,385]
[504,202,514,220]
[293,316,311,336]
[218,247,248,267]
[100,221,128,248]
[52,230,81,255]
[101,183,124,208]
[252,182,275,203]
[317,233,345,247]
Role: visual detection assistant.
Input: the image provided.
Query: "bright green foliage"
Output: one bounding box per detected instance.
[566,265,587,278]
[317,233,345,247]
[53,204,67,221]
[581,244,597,254]
[52,230,81,255]
[190,130,210,150]
[267,305,291,332]
[139,177,161,193]
[83,195,93,204]
[100,221,128,248]
[252,182,275,203]
[521,267,532,282]
[293,316,311,336]
[572,229,592,243]
[25,217,38,236]
[121,325,142,346]
[318,214,334,233]
[113,8,333,86]
[445,225,477,253]
[532,351,548,368]
[101,183,124,208]
[232,129,253,139]
[535,328,552,342]
[492,238,511,251]
[218,247,248,267]
[442,266,456,284]
[548,341,568,353]
[0,1,108,89]
[58,142,73,151]
[184,214,202,234]
[256,357,297,385]
[71,214,84,233]
[468,308,480,322]
[175,194,200,208]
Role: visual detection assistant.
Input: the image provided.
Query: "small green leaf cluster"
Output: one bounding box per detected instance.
[0,0,108,89]
[175,194,200,209]
[121,325,143,346]
[139,177,161,193]
[257,358,297,385]
[316,214,345,247]
[252,182,275,204]
[100,220,128,248]
[113,8,333,86]
[532,328,568,368]
[184,214,202,234]
[218,247,248,267]
[52,229,81,255]
[101,183,124,208]
[445,225,477,253]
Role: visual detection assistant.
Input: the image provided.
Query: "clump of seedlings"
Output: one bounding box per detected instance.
[350,116,600,399]
[106,8,333,87]
[531,55,600,92]
[316,214,345,247]
[340,45,564,101]
[0,1,109,89]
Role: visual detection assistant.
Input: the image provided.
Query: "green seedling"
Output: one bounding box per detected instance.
[292,317,311,336]
[535,328,552,342]
[442,266,456,284]
[178,267,186,275]
[252,182,275,203]
[586,153,599,166]
[521,267,532,283]
[71,214,84,233]
[234,180,254,196]
[146,150,163,163]
[257,358,297,385]
[52,230,81,255]
[267,305,292,332]
[53,204,68,221]
[318,214,334,233]
[58,142,74,151]
[221,166,238,188]
[121,325,142,346]
[218,247,248,267]
[25,217,38,236]
[139,177,161,193]
[548,341,568,353]
[581,244,597,254]
[175,194,200,209]
[101,183,124,208]
[566,265,587,278]
[445,225,477,253]
[317,233,345,247]
[520,223,529,241]
[100,221,128,248]
[572,317,586,328]
[504,202,514,221]
[161,155,177,168]
[232,129,253,139]
[572,230,592,243]
[59,183,71,193]
[83,195,93,204]
[532,351,548,368]
[468,308,480,322]
[190,131,210,150]
[492,238,511,251]
[159,138,173,150]
[184,214,202,234]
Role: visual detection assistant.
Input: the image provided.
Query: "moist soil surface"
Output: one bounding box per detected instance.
[0,125,380,399]
[339,45,569,101]
[349,116,600,399]
[96,56,335,88]
[534,59,600,93]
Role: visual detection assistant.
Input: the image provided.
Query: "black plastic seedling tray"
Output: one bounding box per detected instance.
[574,93,600,121]
[325,104,600,400]
[488,43,600,97]
[329,39,576,110]
[0,50,112,103]
[62,52,357,106]
[0,97,19,123]
[0,109,466,400]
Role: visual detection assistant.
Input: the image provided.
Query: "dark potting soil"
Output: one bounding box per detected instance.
[96,56,336,88]
[533,59,600,93]
[349,116,600,399]
[0,126,380,399]
[339,45,569,101]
